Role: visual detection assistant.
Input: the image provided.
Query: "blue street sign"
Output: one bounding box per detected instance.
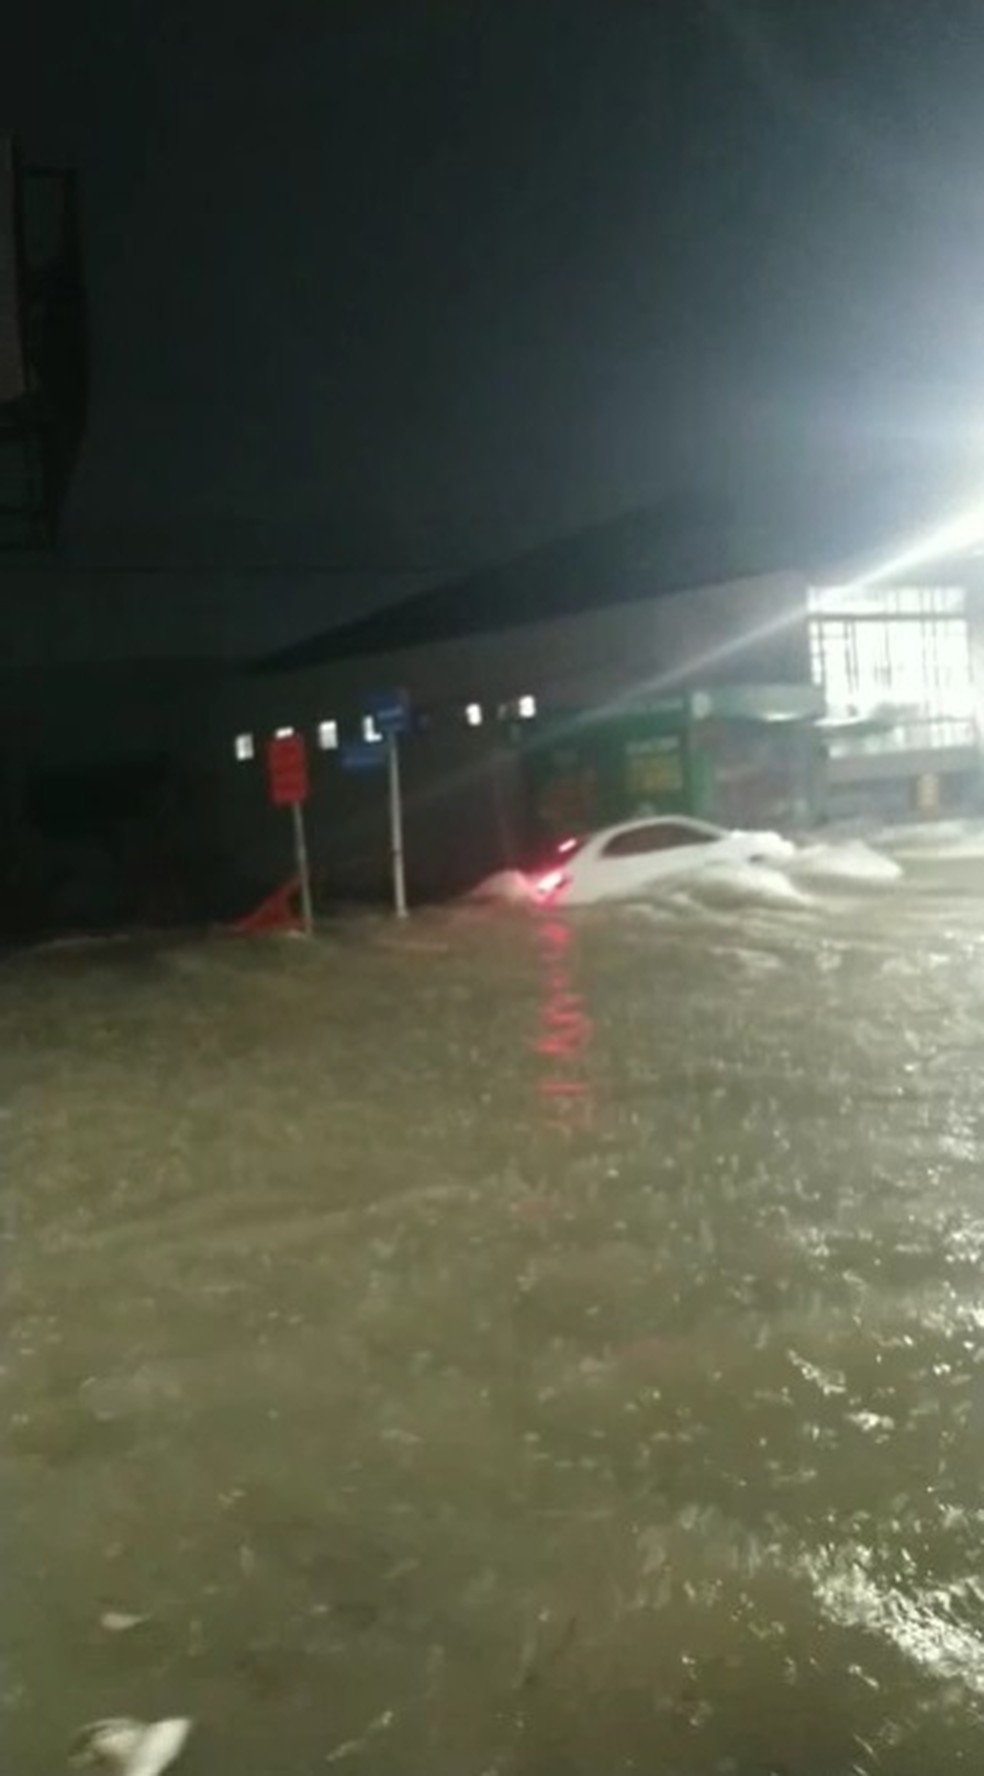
[341,740,388,772]
[364,687,410,735]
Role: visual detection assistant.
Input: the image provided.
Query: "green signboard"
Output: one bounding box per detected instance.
[523,705,693,841]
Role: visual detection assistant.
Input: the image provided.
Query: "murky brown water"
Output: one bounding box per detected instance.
[3,845,984,1774]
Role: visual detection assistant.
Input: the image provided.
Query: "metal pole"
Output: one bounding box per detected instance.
[291,800,314,936]
[388,733,408,918]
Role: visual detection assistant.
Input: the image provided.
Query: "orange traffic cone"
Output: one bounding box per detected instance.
[232,876,303,935]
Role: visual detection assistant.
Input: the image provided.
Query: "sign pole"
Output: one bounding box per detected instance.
[265,732,314,935]
[291,798,314,936]
[387,732,407,918]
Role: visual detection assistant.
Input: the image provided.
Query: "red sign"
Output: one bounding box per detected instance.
[266,733,309,806]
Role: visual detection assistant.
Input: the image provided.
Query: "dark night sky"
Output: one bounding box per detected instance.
[3,0,984,630]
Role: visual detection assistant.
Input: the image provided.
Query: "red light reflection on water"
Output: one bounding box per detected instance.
[532,916,596,1134]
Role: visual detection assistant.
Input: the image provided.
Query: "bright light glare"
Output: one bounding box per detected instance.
[234,733,254,761]
[577,487,984,721]
[815,609,973,723]
[274,726,295,738]
[836,496,984,597]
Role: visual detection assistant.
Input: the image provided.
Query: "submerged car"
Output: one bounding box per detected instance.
[530,815,796,906]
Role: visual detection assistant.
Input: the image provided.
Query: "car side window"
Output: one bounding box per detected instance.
[600,822,717,859]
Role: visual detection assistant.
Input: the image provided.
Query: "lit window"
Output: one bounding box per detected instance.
[318,719,339,750]
[234,733,254,761]
[274,726,295,738]
[465,702,483,726]
[518,693,537,719]
[810,584,974,756]
[362,715,382,743]
[808,582,966,618]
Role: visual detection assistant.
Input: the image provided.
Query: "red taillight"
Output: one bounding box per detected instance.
[534,868,569,900]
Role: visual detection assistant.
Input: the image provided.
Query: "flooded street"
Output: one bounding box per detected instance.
[3,846,984,1774]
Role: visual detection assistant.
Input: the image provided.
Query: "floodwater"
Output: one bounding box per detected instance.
[3,841,984,1775]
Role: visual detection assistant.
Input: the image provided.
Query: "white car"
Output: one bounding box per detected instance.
[530,815,796,906]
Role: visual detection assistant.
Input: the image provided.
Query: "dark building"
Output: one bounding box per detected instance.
[4,499,982,934]
[0,135,87,549]
[213,508,984,906]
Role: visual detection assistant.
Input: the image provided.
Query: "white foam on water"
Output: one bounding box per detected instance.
[805,1553,984,1696]
[619,900,679,924]
[464,869,536,906]
[790,840,903,886]
[875,820,984,860]
[684,860,815,908]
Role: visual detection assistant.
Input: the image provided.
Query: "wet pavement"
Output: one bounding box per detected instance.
[3,841,984,1774]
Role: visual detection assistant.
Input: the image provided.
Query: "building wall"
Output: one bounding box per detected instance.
[214,727,527,907]
[224,570,811,735]
[0,571,812,926]
[210,571,813,904]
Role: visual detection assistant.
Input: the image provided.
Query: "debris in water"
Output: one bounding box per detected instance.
[70,1717,191,1776]
[99,1611,147,1634]
[325,1708,395,1764]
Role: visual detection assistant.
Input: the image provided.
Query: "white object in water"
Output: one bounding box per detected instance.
[527,815,797,907]
[99,1611,147,1634]
[70,1718,192,1776]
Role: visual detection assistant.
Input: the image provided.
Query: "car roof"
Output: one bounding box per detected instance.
[584,814,726,847]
